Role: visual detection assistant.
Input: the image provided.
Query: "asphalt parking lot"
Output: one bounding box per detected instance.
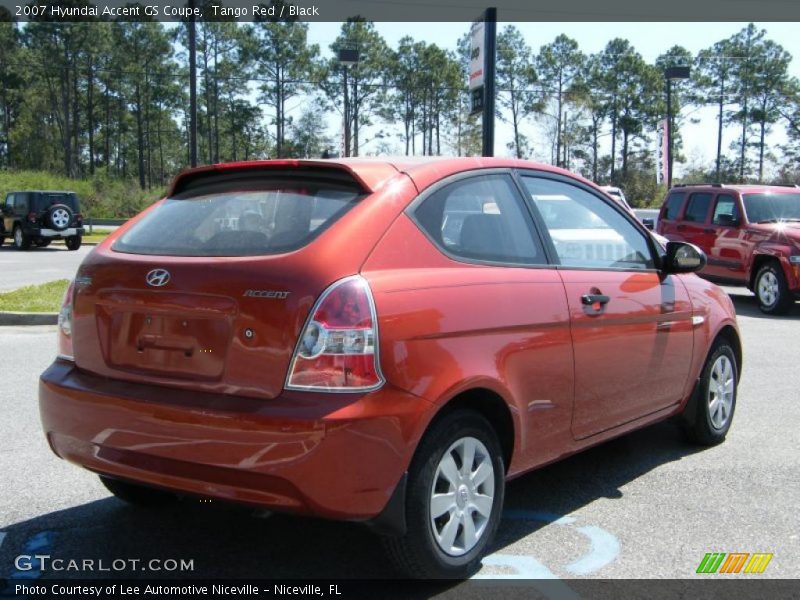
[0,286,798,585]
[0,245,94,292]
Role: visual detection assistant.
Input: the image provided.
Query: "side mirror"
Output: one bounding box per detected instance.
[641,217,655,230]
[662,241,707,274]
[716,214,740,227]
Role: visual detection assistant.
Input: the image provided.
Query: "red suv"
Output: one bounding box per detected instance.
[656,183,800,314]
[40,158,741,578]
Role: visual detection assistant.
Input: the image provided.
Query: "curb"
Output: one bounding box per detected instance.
[0,311,58,326]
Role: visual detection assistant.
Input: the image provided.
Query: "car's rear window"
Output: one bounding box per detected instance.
[663,192,686,220]
[35,193,80,211]
[113,175,366,256]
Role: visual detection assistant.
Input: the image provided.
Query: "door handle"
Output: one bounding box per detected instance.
[581,293,610,306]
[704,228,715,233]
[676,224,686,231]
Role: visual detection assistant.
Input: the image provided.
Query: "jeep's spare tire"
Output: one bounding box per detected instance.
[47,204,73,231]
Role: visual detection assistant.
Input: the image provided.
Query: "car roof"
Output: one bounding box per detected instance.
[8,190,77,195]
[168,157,595,196]
[670,184,800,195]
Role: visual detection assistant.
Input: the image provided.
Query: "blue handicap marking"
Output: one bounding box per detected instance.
[475,553,559,579]
[566,525,620,576]
[9,531,55,580]
[474,510,619,582]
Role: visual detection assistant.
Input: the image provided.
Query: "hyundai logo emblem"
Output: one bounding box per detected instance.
[145,269,171,287]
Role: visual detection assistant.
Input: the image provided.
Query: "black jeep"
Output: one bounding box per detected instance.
[1,191,85,250]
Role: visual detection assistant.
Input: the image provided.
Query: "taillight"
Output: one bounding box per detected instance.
[75,213,83,225]
[285,275,384,392]
[27,211,37,223]
[57,280,75,361]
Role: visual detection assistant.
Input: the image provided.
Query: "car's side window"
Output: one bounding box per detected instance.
[414,174,546,265]
[4,194,14,211]
[712,194,740,226]
[521,176,654,270]
[684,193,713,223]
[663,192,686,220]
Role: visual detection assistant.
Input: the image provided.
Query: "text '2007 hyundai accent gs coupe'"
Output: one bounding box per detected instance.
[40,157,741,578]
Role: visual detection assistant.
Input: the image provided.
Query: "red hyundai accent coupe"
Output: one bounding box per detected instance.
[40,158,741,578]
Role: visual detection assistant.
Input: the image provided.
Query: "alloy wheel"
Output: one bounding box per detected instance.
[757,270,779,308]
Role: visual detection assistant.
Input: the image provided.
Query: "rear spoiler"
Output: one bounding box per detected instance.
[168,160,395,197]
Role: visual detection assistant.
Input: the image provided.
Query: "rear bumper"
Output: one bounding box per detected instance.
[39,360,433,520]
[35,227,85,238]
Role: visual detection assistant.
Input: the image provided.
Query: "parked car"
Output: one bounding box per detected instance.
[40,158,741,578]
[1,190,84,250]
[656,183,800,314]
[599,185,631,211]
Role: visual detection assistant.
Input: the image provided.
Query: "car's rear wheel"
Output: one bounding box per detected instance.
[382,409,505,579]
[65,235,82,251]
[755,262,793,315]
[13,225,31,250]
[34,239,51,247]
[100,476,179,507]
[681,340,738,446]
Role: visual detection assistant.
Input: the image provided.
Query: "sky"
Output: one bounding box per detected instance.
[299,22,800,178]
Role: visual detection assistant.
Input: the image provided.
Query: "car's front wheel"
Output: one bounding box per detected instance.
[681,340,738,446]
[383,409,505,579]
[13,225,31,250]
[65,235,82,251]
[100,476,179,507]
[755,262,793,315]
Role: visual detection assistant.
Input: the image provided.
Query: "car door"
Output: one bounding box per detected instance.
[399,171,576,468]
[704,193,748,282]
[678,191,715,253]
[518,173,695,439]
[656,190,686,239]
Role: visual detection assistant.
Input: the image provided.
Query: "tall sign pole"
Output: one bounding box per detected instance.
[468,8,497,157]
[188,0,198,167]
[482,8,496,157]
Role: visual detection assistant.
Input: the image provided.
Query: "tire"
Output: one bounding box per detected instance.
[100,476,178,507]
[681,340,738,446]
[754,262,794,315]
[65,235,82,251]
[13,225,31,250]
[47,204,73,231]
[382,410,505,579]
[34,239,51,247]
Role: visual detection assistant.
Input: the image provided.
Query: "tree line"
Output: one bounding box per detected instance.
[1,4,800,205]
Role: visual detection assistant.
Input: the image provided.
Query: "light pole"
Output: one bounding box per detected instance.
[664,66,690,189]
[338,49,359,158]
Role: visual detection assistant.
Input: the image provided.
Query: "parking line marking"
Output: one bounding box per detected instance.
[9,531,55,580]
[566,525,620,575]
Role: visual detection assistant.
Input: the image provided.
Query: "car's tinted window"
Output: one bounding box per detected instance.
[712,194,739,225]
[663,192,686,220]
[521,176,654,270]
[414,174,545,265]
[684,193,713,223]
[4,194,13,210]
[742,193,800,223]
[35,193,80,211]
[113,177,365,257]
